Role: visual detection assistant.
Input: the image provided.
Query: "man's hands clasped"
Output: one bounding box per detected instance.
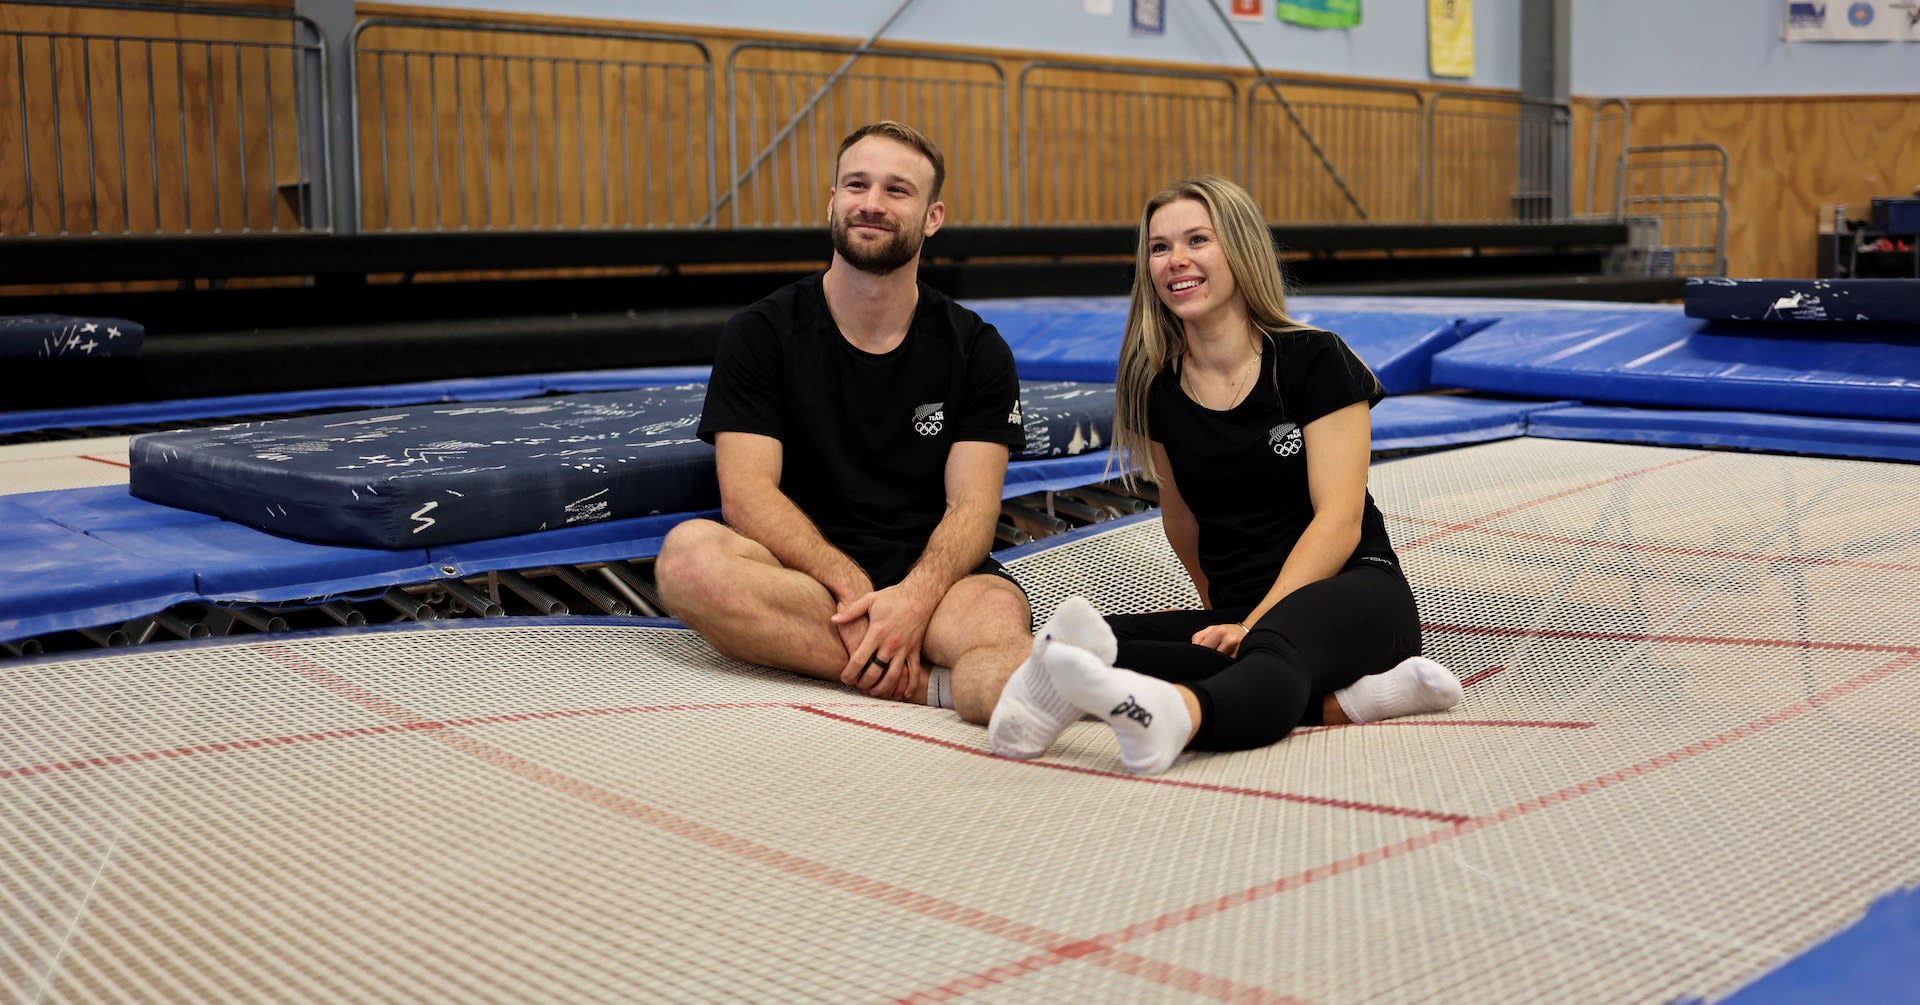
[832,576,942,702]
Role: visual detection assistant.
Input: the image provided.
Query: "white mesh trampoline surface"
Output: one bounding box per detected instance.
[3,438,1918,1003]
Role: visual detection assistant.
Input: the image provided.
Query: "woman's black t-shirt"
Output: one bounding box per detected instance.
[1147,327,1399,611]
[698,273,1025,586]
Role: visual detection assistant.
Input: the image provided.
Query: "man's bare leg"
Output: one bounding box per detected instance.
[654,518,853,680]
[921,574,1032,724]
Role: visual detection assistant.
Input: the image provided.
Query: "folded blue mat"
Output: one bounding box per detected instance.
[1431,307,1920,422]
[0,314,145,359]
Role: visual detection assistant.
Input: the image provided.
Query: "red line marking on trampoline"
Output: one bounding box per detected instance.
[240,644,1290,1005]
[796,706,1469,824]
[0,453,133,469]
[1392,513,1920,574]
[892,646,1920,1002]
[1397,453,1710,552]
[1460,664,1505,687]
[0,700,881,780]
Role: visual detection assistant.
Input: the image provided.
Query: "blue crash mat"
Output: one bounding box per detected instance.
[1430,306,1920,422]
[1685,277,1920,324]
[1525,405,1920,464]
[128,382,1119,549]
[972,295,1507,394]
[0,314,145,359]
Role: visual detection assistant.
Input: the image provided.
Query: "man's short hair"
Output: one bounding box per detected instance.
[836,121,946,202]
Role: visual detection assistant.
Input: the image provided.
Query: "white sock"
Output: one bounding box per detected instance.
[1334,656,1463,724]
[1045,642,1192,776]
[925,668,954,710]
[987,596,1116,759]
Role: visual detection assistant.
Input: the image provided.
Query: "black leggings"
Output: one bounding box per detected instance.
[1104,562,1422,751]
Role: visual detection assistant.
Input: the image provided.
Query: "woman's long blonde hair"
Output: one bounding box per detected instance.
[1112,175,1310,488]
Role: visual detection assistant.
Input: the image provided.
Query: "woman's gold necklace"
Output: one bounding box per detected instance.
[1184,349,1260,410]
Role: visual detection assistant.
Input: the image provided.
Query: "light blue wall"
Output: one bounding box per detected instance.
[1572,1,1920,97]
[397,0,1523,90]
[392,0,1918,97]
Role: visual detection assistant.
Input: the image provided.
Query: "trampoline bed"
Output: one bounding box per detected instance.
[5,436,1917,1003]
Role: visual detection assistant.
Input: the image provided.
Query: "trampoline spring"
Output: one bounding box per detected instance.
[551,565,630,616]
[79,624,131,648]
[1045,495,1112,526]
[226,606,290,634]
[1060,486,1147,516]
[319,602,367,627]
[380,590,437,622]
[2,638,45,658]
[151,610,211,641]
[497,570,569,616]
[440,578,505,618]
[1002,502,1069,539]
[596,562,663,617]
[994,520,1033,548]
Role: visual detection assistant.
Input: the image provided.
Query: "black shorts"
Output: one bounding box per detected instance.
[867,554,1026,602]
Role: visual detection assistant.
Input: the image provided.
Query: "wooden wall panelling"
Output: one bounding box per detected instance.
[1,3,308,237]
[352,18,718,233]
[1606,95,1920,278]
[1245,78,1425,225]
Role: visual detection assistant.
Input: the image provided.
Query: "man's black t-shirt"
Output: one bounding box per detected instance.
[1148,327,1399,612]
[699,273,1025,587]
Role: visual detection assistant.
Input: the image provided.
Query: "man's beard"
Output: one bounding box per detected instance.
[831,212,926,275]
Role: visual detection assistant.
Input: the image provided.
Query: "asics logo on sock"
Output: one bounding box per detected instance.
[1110,695,1153,728]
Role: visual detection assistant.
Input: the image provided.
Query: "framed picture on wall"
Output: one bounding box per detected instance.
[1132,0,1166,34]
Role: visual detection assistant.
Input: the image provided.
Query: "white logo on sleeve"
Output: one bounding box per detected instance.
[913,402,945,436]
[1269,422,1302,457]
[1006,400,1023,425]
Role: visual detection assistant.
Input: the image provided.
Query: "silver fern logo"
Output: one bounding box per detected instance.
[913,402,945,436]
[1269,422,1302,456]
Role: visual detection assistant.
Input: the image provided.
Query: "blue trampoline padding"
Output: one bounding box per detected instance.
[1524,405,1920,463]
[1371,394,1575,453]
[972,295,1499,394]
[429,509,718,573]
[0,314,145,359]
[1685,277,1920,324]
[1690,886,1920,1005]
[3,485,222,532]
[0,522,200,641]
[1431,307,1920,422]
[0,365,715,437]
[89,523,432,602]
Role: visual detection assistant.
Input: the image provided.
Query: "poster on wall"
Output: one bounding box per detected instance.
[1428,0,1474,76]
[1232,0,1265,21]
[1783,1,1920,41]
[1084,0,1115,15]
[1276,0,1361,29]
[1132,0,1166,34]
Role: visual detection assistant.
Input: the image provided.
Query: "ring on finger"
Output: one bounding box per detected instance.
[866,652,888,673]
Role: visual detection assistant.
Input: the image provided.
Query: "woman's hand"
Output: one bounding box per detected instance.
[1191,621,1250,657]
